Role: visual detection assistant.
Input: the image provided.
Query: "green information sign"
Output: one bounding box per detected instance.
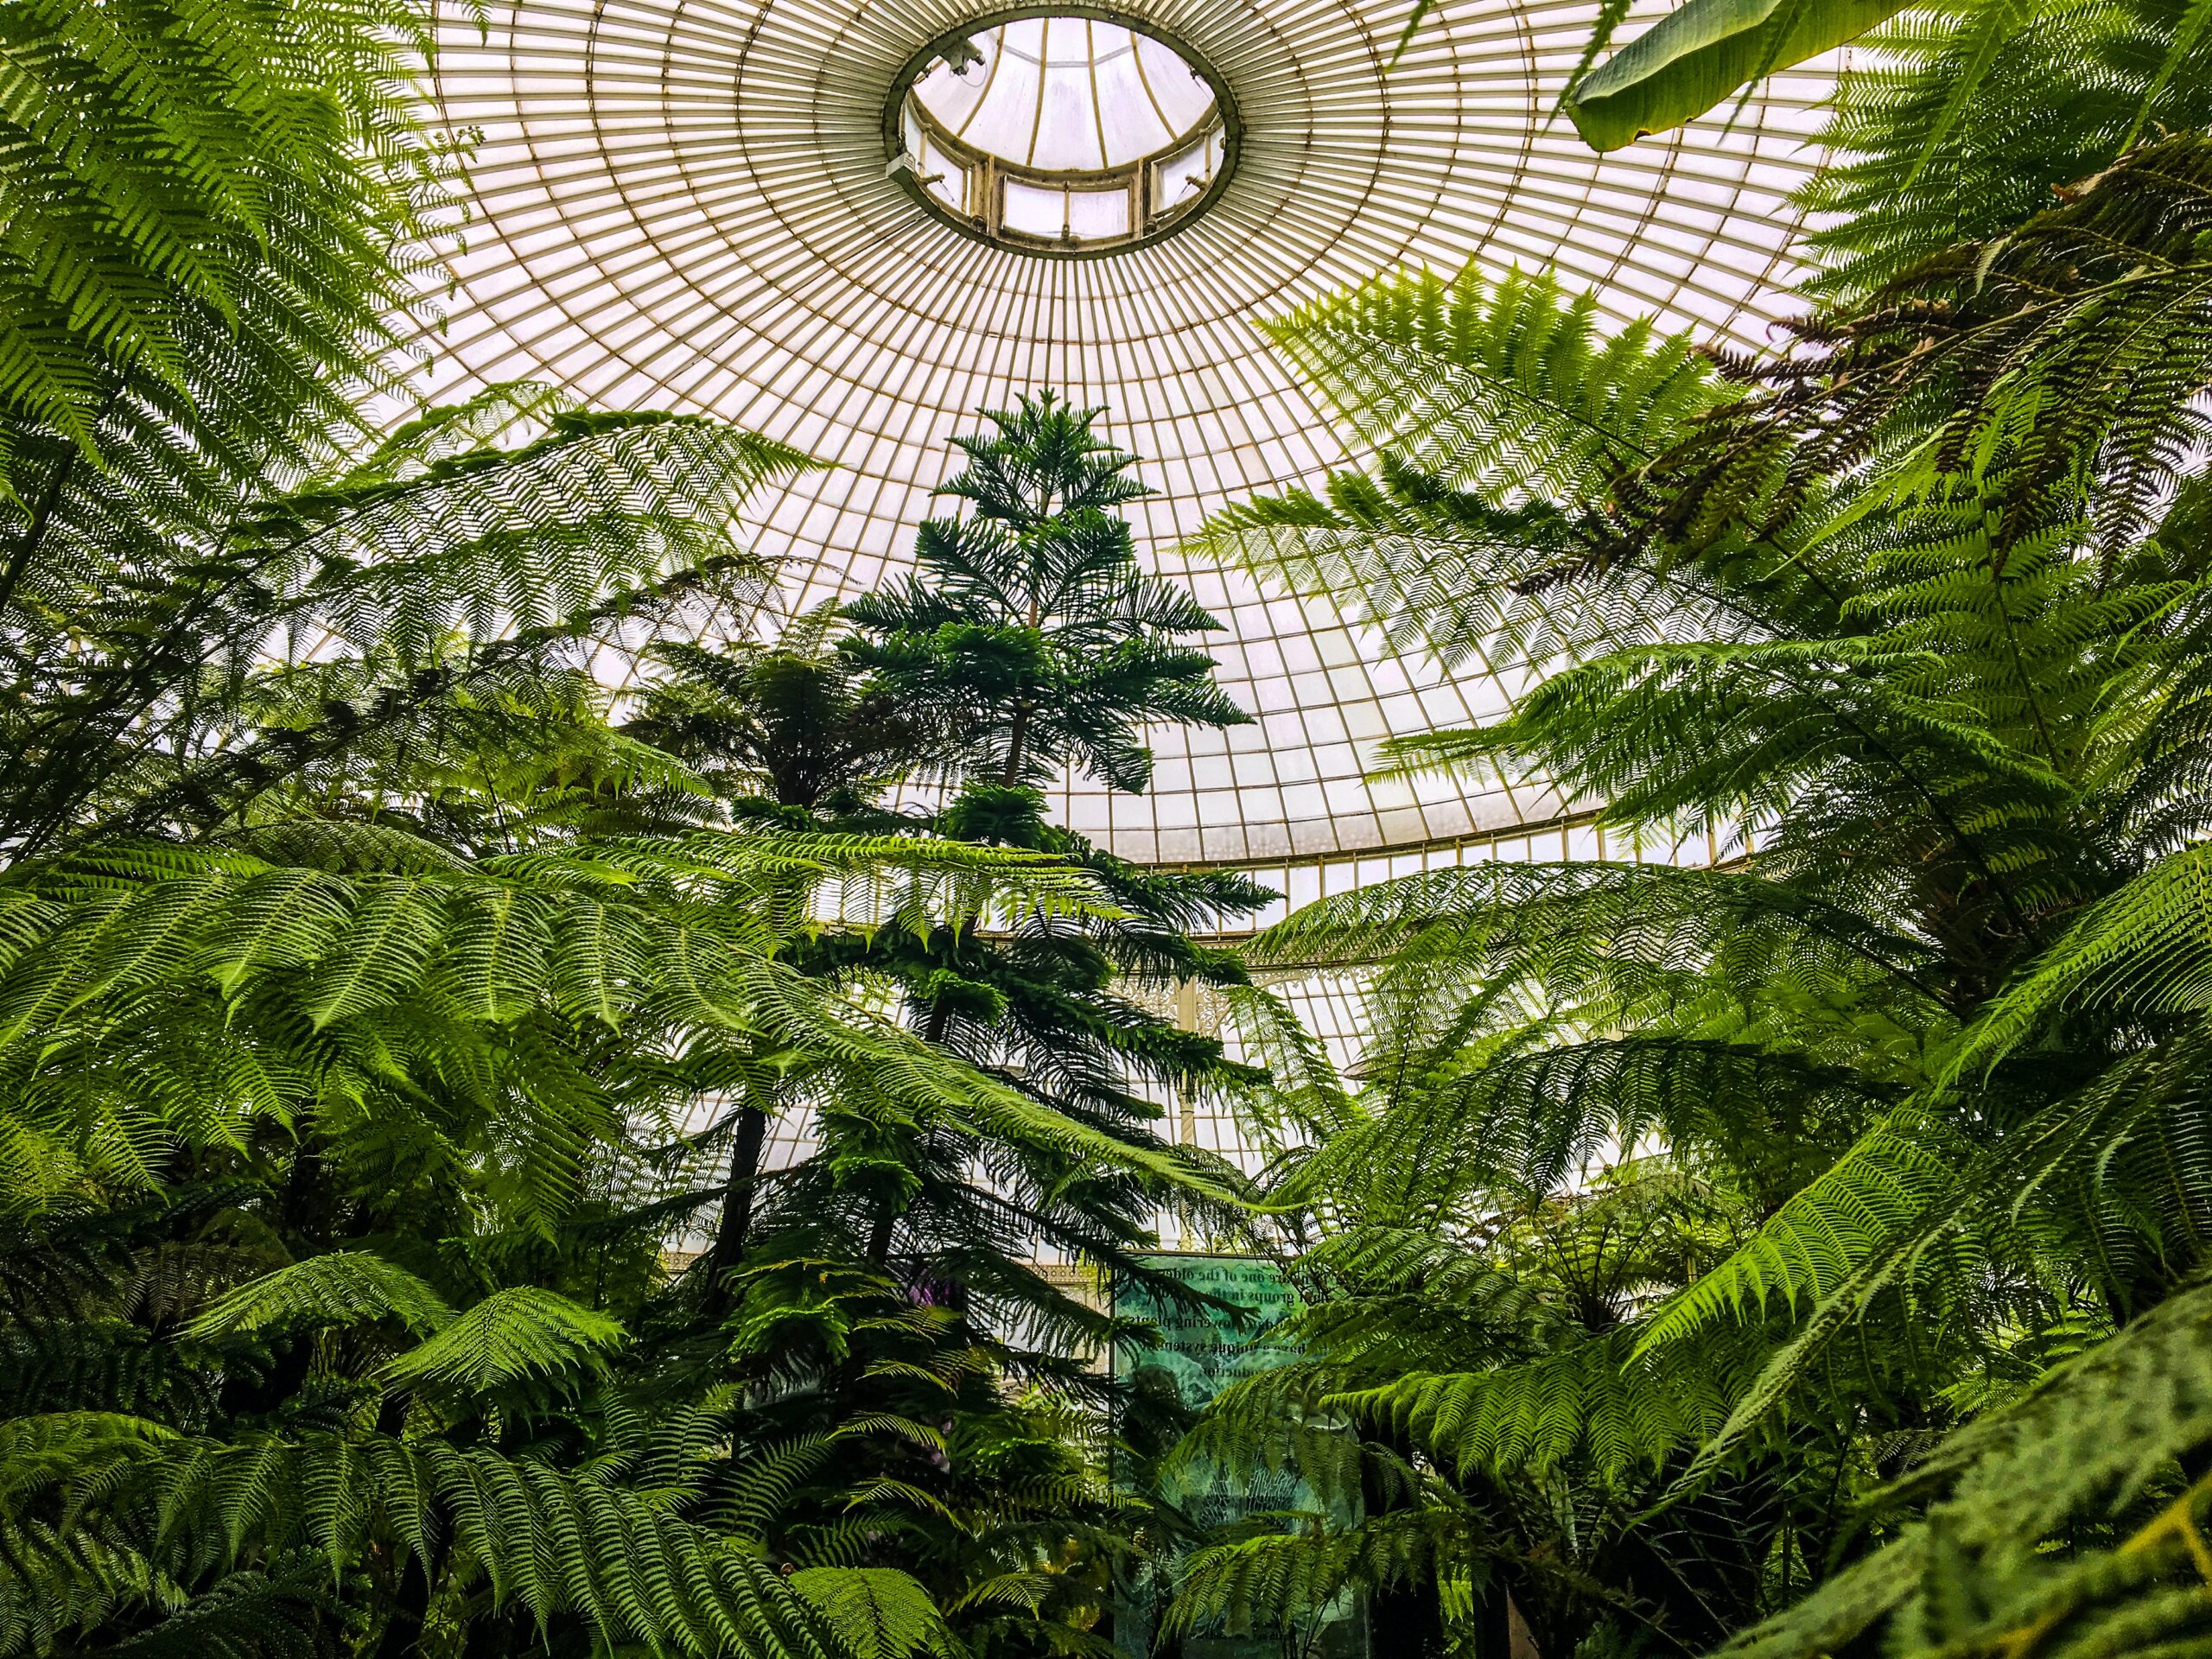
[1112,1254,1366,1659]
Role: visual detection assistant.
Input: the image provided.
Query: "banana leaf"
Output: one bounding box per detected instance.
[1564,0,1909,151]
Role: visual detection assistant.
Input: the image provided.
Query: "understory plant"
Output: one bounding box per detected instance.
[20,0,2212,1656]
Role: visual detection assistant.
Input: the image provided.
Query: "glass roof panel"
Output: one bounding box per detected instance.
[418,0,1839,865]
[915,19,1216,172]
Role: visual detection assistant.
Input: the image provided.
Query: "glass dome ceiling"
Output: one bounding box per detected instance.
[423,0,1835,868]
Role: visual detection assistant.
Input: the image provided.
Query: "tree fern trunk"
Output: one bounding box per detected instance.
[1466,1580,1513,1659]
[1370,1581,1449,1656]
[1001,702,1030,787]
[372,1540,436,1659]
[703,1106,769,1315]
[866,1197,898,1268]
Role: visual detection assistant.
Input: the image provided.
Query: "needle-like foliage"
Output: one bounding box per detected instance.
[620,405,1275,1659]
[842,391,1249,794]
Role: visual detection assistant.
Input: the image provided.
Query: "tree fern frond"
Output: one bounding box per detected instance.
[791,1567,962,1659]
[88,1553,335,1659]
[1948,841,2212,1078]
[1634,1112,1961,1351]
[382,1287,625,1391]
[1166,1507,1468,1642]
[1260,267,1730,497]
[1719,1275,2212,1659]
[185,1252,452,1341]
[1332,1336,1731,1479]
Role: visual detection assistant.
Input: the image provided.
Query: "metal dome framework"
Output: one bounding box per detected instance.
[424,0,1833,871]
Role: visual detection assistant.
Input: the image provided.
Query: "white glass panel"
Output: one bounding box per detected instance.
[1092,37,1173,162]
[914,17,1216,176]
[914,35,993,130]
[1001,177,1064,238]
[946,19,1041,159]
[423,0,1836,880]
[1033,55,1100,170]
[920,139,963,212]
[1134,33,1214,133]
[1153,135,1211,213]
[1065,187,1129,240]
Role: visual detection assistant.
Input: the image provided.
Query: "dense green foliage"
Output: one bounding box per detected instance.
[609,403,1270,1659]
[1172,15,2212,1659]
[12,0,2212,1656]
[0,5,1251,1656]
[842,394,1249,796]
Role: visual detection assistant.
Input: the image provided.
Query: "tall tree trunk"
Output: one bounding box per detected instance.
[372,1563,430,1659]
[866,1200,897,1269]
[1466,1579,1513,1659]
[372,1506,447,1659]
[1370,1578,1448,1656]
[1366,1425,1451,1657]
[1000,702,1030,788]
[702,1106,769,1316]
[279,1123,328,1249]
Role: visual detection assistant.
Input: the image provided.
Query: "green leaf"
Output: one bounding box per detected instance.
[1564,0,1911,151]
[186,1252,454,1341]
[791,1567,962,1659]
[384,1287,626,1389]
[1721,1277,2212,1659]
[1946,842,2212,1083]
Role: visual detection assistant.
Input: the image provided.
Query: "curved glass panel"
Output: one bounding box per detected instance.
[918,18,1212,168]
[892,15,1232,252]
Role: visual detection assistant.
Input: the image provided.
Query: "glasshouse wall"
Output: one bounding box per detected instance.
[3,1,2212,1657]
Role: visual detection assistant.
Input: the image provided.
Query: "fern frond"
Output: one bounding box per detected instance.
[791,1567,962,1659]
[1635,1112,1963,1350]
[1262,267,1729,496]
[1719,1276,2212,1659]
[382,1287,625,1390]
[185,1252,452,1340]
